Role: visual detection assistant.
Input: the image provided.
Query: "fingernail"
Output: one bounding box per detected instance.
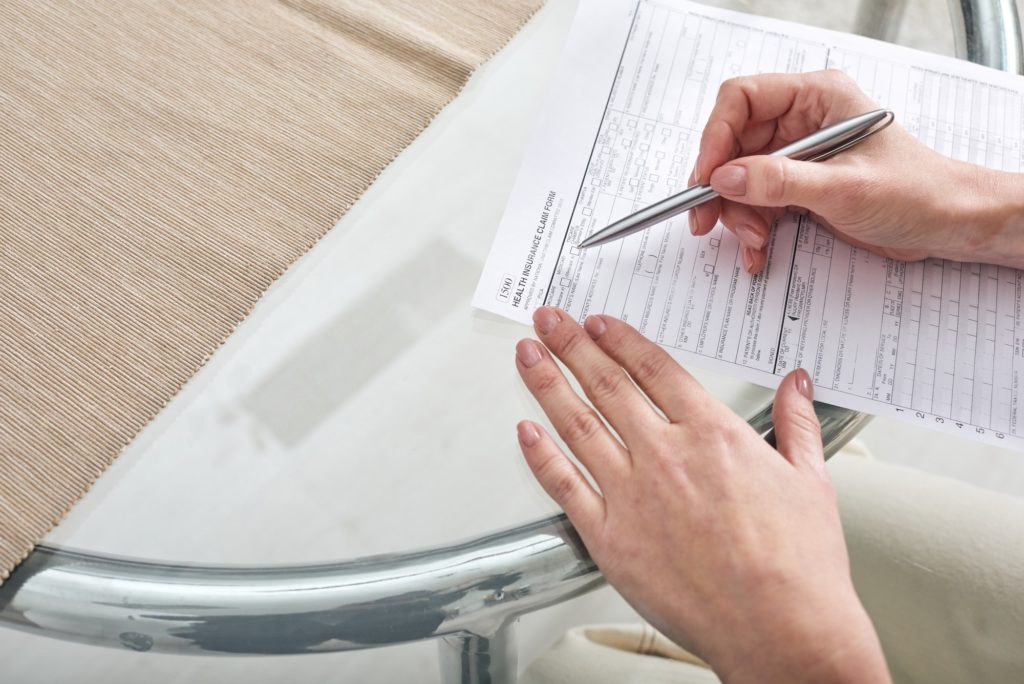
[688,209,698,235]
[516,339,543,368]
[584,315,607,339]
[710,165,747,196]
[742,247,754,273]
[533,307,560,335]
[734,224,765,250]
[693,152,703,183]
[518,420,541,447]
[795,368,814,400]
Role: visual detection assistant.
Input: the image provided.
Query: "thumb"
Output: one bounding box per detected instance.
[771,368,825,472]
[710,156,840,210]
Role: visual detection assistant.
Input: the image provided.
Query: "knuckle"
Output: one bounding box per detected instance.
[710,118,739,151]
[561,407,604,445]
[710,421,738,453]
[531,369,561,395]
[549,471,579,505]
[555,328,586,357]
[790,406,823,441]
[813,469,837,494]
[699,412,742,450]
[716,77,739,98]
[818,70,874,111]
[821,68,855,88]
[746,560,790,594]
[719,76,751,98]
[650,442,689,477]
[763,157,791,204]
[536,457,577,503]
[633,348,669,387]
[589,365,627,402]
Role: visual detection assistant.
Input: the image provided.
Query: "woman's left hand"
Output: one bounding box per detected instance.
[514,306,890,684]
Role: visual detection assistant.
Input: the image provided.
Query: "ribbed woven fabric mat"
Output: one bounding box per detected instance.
[0,0,541,580]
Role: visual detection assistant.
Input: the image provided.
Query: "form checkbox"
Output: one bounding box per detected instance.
[629,178,639,187]
[582,207,593,216]
[704,264,714,275]
[560,277,571,287]
[639,143,650,152]
[627,119,637,128]
[662,127,671,136]
[649,173,659,182]
[644,123,654,132]
[569,247,580,256]
[673,154,683,164]
[591,178,601,186]
[709,238,720,248]
[655,151,665,159]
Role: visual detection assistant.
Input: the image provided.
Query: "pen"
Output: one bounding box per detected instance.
[577,108,895,249]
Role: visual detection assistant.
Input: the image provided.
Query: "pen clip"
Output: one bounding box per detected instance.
[802,109,895,163]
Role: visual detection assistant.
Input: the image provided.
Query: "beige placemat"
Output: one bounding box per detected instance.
[0,0,542,581]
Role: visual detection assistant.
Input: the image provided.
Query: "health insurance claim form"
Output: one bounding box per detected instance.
[474,0,1024,449]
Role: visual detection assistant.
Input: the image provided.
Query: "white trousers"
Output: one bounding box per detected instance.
[522,444,1024,684]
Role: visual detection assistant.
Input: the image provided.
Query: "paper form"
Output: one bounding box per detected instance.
[473,0,1024,449]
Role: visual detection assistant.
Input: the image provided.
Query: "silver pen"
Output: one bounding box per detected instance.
[577,108,895,249]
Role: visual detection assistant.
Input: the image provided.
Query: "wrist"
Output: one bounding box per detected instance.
[784,605,891,684]
[937,161,1024,267]
[713,589,891,684]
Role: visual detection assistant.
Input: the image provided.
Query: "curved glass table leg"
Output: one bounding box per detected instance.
[0,404,866,671]
[0,2,1020,683]
[440,630,519,684]
[948,0,1024,72]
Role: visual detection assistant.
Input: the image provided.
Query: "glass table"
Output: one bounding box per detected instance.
[1,1,1021,682]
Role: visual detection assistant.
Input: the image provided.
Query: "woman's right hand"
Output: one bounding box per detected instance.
[689,70,1024,273]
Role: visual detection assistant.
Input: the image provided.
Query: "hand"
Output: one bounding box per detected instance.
[515,307,891,684]
[689,70,1024,272]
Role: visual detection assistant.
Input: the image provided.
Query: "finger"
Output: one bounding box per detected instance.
[719,201,769,250]
[699,74,811,182]
[710,155,844,212]
[734,118,779,156]
[689,198,721,236]
[741,245,767,274]
[694,118,739,184]
[694,118,777,184]
[582,314,709,423]
[700,71,871,183]
[771,368,825,474]
[687,162,716,236]
[518,420,605,533]
[516,338,630,482]
[533,307,663,444]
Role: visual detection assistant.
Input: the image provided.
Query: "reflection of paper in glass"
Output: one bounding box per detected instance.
[474,0,1024,450]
